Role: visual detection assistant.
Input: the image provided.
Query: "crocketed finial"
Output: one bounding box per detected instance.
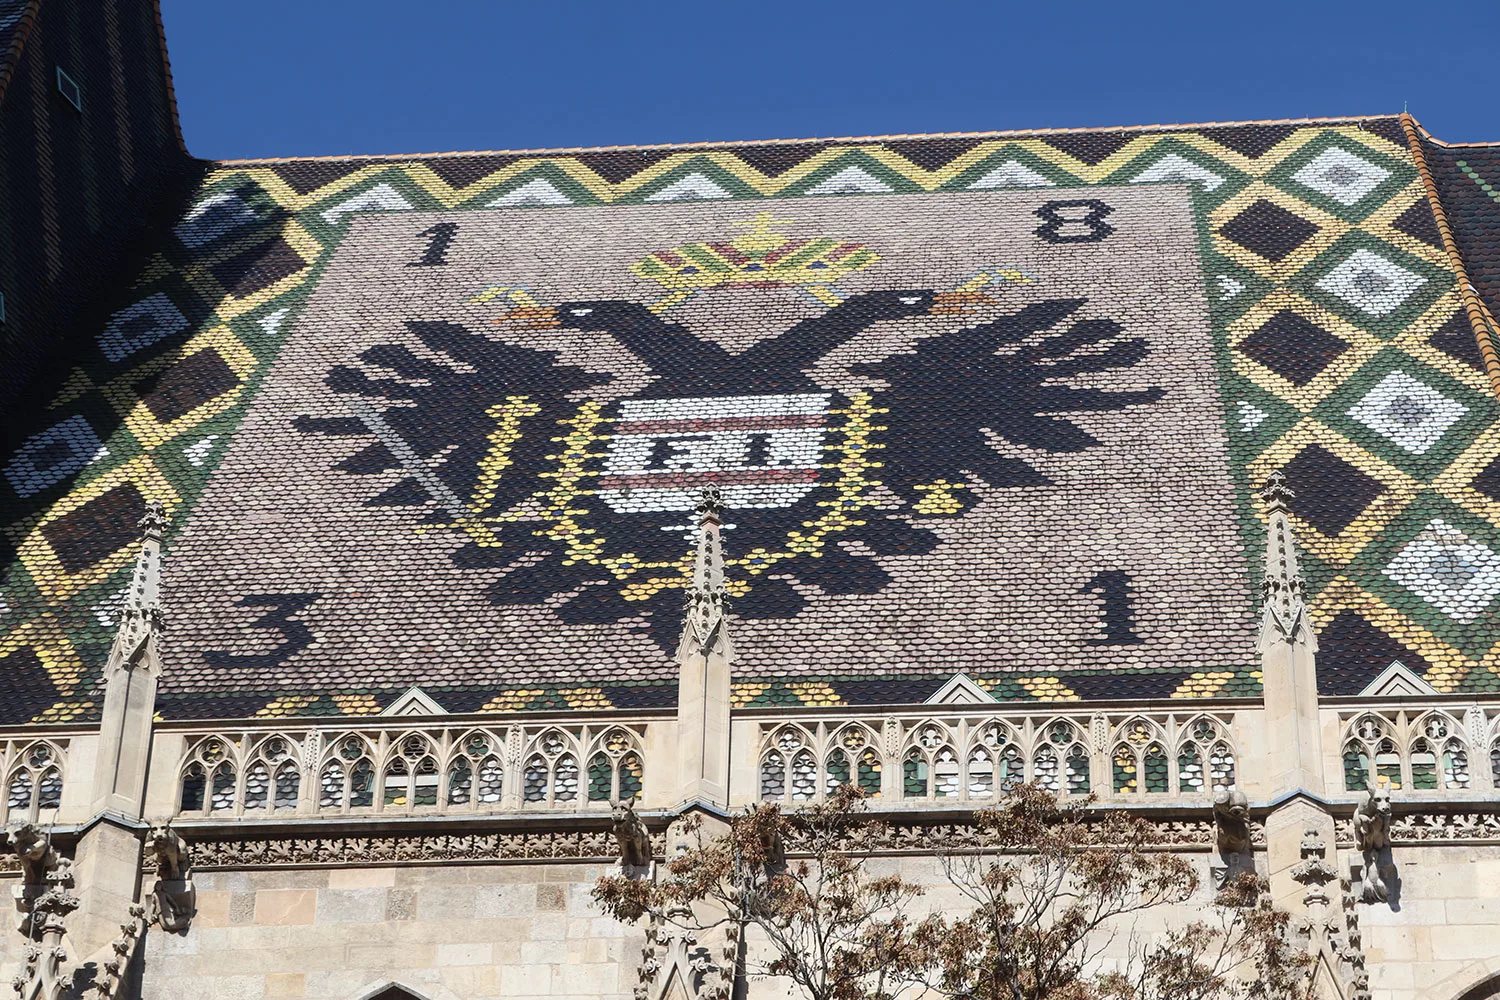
[1257,470,1315,652]
[1258,470,1295,512]
[105,500,170,673]
[695,483,725,520]
[137,499,168,538]
[676,485,733,662]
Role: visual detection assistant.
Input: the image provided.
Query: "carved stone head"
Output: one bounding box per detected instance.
[1361,785,1392,822]
[1213,787,1249,823]
[1354,784,1393,858]
[6,823,45,862]
[144,822,187,879]
[6,823,57,892]
[1211,787,1252,861]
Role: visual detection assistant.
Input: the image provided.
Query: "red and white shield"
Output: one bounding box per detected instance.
[598,393,831,514]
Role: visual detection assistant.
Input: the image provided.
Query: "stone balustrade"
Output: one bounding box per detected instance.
[747,708,1243,805]
[1333,703,1500,794]
[163,719,654,819]
[6,699,1500,830]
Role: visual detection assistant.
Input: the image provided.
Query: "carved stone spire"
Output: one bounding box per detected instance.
[89,500,169,818]
[77,502,168,960]
[1256,469,1331,902]
[675,485,734,665]
[1257,471,1317,653]
[105,500,168,676]
[674,485,734,809]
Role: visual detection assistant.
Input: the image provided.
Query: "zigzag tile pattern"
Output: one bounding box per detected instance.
[2,116,1498,722]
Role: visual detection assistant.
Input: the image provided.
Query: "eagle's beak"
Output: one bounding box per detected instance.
[493,305,560,328]
[928,290,995,315]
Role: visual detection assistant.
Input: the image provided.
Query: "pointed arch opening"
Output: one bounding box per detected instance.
[347,982,438,1000]
[1456,973,1500,1000]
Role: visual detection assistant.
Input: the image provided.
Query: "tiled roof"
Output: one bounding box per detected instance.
[0,0,183,147]
[0,0,36,106]
[1419,137,1500,369]
[3,114,1499,723]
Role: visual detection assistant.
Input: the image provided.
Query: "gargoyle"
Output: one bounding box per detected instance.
[7,823,58,886]
[144,823,189,881]
[1353,786,1395,904]
[1210,788,1255,896]
[1353,787,1391,853]
[145,822,196,932]
[612,800,652,869]
[1213,788,1252,858]
[7,823,64,936]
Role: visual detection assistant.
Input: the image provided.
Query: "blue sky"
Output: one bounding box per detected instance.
[161,0,1500,160]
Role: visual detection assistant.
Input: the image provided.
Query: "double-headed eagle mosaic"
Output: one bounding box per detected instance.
[298,212,1163,651]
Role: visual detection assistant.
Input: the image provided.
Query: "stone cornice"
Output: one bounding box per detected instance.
[185,826,651,869]
[149,813,1249,871]
[1334,809,1500,847]
[3,805,1496,875]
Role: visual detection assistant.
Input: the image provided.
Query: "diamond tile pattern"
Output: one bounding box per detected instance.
[1316,609,1435,695]
[1220,200,1320,262]
[2,115,1498,723]
[1391,199,1443,248]
[40,483,148,574]
[1429,309,1488,371]
[4,417,105,498]
[1384,519,1500,623]
[136,350,240,423]
[1315,249,1429,316]
[1280,445,1384,536]
[1347,371,1468,455]
[1472,456,1500,503]
[1239,310,1348,385]
[0,648,65,728]
[1291,147,1392,206]
[210,238,308,298]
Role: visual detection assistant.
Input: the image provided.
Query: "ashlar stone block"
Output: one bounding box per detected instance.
[315,887,388,924]
[252,889,316,926]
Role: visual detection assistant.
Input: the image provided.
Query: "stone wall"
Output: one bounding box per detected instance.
[118,853,1226,1000]
[135,862,642,1000]
[1363,844,1500,1000]
[31,839,1467,1000]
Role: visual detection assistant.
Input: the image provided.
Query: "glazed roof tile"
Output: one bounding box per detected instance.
[1421,139,1500,342]
[3,114,1499,723]
[0,0,35,106]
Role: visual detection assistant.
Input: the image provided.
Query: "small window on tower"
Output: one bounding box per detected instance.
[56,67,81,111]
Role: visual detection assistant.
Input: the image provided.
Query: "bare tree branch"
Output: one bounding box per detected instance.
[593,785,1313,1000]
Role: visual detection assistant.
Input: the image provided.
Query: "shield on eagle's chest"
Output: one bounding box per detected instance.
[598,392,832,514]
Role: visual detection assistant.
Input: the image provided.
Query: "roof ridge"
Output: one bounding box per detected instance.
[211,112,1404,166]
[1416,137,1500,149]
[1399,112,1500,400]
[1403,115,1500,149]
[150,0,188,156]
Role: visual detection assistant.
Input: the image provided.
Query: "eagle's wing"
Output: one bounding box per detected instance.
[854,299,1165,502]
[297,320,602,517]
